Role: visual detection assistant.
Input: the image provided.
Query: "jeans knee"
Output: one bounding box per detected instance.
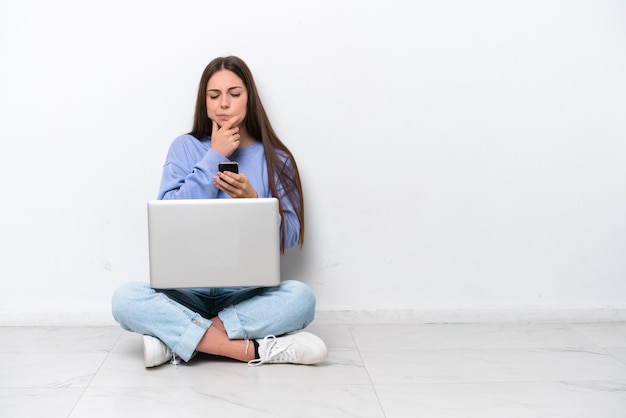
[111,282,150,326]
[282,280,316,325]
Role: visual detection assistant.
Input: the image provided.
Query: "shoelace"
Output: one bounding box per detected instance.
[248,335,296,367]
[170,351,180,367]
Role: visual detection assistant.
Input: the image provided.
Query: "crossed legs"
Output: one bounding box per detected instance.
[112,280,317,363]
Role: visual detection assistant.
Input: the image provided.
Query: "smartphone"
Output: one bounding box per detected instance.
[218,161,239,175]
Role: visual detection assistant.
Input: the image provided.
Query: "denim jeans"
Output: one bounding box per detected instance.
[111,280,316,361]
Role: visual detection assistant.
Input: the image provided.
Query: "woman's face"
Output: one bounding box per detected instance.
[206,69,248,128]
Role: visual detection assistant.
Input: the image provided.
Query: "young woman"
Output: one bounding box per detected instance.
[112,56,326,367]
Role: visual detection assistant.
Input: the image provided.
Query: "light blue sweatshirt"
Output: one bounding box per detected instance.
[158,134,300,250]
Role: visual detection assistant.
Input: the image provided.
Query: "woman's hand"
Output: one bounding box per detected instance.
[210,117,241,158]
[214,171,258,198]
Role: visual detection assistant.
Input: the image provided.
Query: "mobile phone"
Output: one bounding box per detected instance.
[218,161,239,175]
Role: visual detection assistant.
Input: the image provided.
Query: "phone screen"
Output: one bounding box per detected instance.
[218,161,239,174]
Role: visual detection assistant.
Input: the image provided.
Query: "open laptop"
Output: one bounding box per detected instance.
[147,198,280,289]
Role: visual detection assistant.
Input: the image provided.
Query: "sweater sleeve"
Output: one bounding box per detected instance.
[158,135,225,200]
[280,197,300,250]
[274,155,301,250]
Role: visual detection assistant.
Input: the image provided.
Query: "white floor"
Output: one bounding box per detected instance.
[1,322,626,417]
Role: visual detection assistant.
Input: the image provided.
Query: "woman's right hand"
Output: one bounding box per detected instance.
[210,117,241,158]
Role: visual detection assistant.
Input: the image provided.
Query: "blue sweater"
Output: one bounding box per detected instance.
[158,134,300,250]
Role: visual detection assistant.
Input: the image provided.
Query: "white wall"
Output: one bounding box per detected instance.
[1,0,625,325]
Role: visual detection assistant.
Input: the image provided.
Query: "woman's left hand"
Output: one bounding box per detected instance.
[213,171,258,198]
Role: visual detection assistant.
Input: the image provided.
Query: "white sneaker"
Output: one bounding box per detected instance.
[249,332,327,366]
[143,335,173,368]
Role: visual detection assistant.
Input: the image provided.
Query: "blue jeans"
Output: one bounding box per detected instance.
[111,280,316,361]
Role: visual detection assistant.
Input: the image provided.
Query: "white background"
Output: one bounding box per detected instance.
[1,0,625,324]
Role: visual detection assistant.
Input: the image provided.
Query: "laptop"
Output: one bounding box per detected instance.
[147,198,280,289]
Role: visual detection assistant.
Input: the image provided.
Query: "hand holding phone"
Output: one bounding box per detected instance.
[214,161,257,198]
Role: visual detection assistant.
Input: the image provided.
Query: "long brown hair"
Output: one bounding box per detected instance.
[189,56,304,252]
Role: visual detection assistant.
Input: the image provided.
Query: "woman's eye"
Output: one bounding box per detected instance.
[231,93,241,98]
[208,95,219,99]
